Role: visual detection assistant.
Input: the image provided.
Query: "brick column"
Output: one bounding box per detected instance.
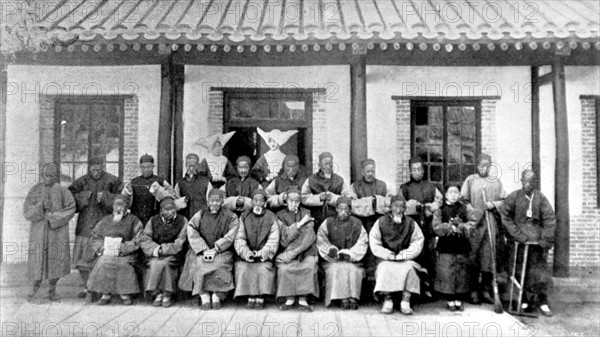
[395,99,411,188]
[312,92,328,173]
[481,99,498,159]
[208,91,224,135]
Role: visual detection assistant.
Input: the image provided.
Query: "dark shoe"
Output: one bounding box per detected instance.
[340,299,350,310]
[255,301,265,310]
[246,301,255,309]
[122,298,133,306]
[98,298,111,306]
[349,299,359,310]
[153,298,162,307]
[469,292,481,305]
[48,291,60,302]
[298,304,314,312]
[279,303,293,311]
[456,303,465,312]
[77,290,87,299]
[212,301,221,310]
[201,303,211,310]
[162,298,172,308]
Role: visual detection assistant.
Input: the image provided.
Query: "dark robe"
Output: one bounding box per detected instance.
[225,176,261,199]
[179,208,239,295]
[130,174,169,225]
[500,189,556,302]
[377,214,415,255]
[23,183,76,281]
[275,208,319,298]
[176,173,210,219]
[140,214,188,293]
[303,171,346,229]
[86,213,143,295]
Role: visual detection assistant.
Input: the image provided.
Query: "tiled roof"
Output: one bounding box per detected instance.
[4,0,600,49]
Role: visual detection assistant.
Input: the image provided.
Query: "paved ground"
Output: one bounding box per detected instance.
[1,264,599,337]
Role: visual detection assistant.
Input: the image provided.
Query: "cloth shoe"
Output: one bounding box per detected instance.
[400,301,413,315]
[381,299,394,314]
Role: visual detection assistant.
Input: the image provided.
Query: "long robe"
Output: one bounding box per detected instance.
[234,210,280,297]
[174,173,213,220]
[370,214,424,296]
[69,171,123,271]
[140,214,188,294]
[86,213,143,294]
[317,216,368,306]
[23,183,76,281]
[500,189,556,302]
[461,174,507,282]
[127,174,171,225]
[179,208,239,295]
[301,171,351,229]
[433,202,479,295]
[275,207,319,298]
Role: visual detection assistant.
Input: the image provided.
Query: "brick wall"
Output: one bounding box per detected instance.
[208,90,328,173]
[395,99,412,187]
[481,99,498,158]
[570,98,600,267]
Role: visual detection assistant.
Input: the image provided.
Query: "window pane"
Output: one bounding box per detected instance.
[462,145,476,164]
[448,145,461,164]
[429,146,443,163]
[449,125,461,143]
[415,106,428,125]
[430,165,442,182]
[91,144,105,159]
[106,141,120,161]
[448,164,461,182]
[415,126,427,144]
[74,143,88,162]
[461,165,476,180]
[429,126,443,144]
[74,163,88,180]
[106,162,120,177]
[448,107,461,125]
[428,106,443,125]
[230,99,305,120]
[461,106,476,124]
[462,125,476,142]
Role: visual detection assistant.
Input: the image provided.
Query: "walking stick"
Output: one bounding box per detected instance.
[482,190,504,314]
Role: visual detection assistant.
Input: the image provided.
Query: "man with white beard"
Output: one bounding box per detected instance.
[234,189,280,309]
[85,195,144,305]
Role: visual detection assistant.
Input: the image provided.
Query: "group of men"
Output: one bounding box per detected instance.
[23,150,556,316]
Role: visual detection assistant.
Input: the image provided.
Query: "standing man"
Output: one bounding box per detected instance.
[275,186,319,311]
[301,152,350,229]
[23,164,76,301]
[399,156,443,298]
[234,189,280,309]
[140,197,188,307]
[500,169,556,317]
[265,154,308,212]
[223,156,261,215]
[85,195,144,306]
[179,189,239,310]
[174,153,213,220]
[124,154,172,226]
[317,197,368,309]
[349,158,391,298]
[461,153,506,304]
[370,194,425,315]
[69,157,123,300]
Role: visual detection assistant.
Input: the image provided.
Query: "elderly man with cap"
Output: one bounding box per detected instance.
[85,195,144,305]
[461,153,507,304]
[370,194,425,315]
[301,152,351,229]
[23,163,76,301]
[234,189,280,309]
[140,197,188,307]
[500,169,556,317]
[123,154,173,226]
[174,153,214,220]
[348,158,392,298]
[179,188,239,310]
[317,197,368,309]
[69,156,123,300]
[265,154,308,212]
[275,186,319,311]
[399,155,443,298]
[223,156,261,216]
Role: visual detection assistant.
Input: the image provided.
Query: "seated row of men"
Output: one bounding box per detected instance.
[23,150,556,316]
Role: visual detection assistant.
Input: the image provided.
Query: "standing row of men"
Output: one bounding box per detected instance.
[23,150,556,316]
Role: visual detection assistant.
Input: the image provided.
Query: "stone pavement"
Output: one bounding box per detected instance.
[1,264,598,337]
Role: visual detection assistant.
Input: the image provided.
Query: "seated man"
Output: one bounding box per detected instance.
[234,189,280,309]
[317,197,368,309]
[179,189,239,310]
[275,186,319,311]
[85,195,143,305]
[370,195,425,315]
[140,197,188,307]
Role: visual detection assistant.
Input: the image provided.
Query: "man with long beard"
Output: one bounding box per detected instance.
[317,197,368,309]
[234,189,280,309]
[23,164,76,301]
[69,157,123,301]
[275,186,318,311]
[85,195,143,305]
[179,189,239,310]
[140,197,188,307]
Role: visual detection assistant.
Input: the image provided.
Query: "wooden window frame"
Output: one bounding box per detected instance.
[410,99,482,187]
[53,95,126,180]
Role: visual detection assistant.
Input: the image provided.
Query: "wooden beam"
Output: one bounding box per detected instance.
[597,99,600,209]
[552,57,570,277]
[538,72,553,86]
[0,60,6,262]
[172,63,185,184]
[350,56,368,182]
[157,57,174,182]
[531,66,541,184]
